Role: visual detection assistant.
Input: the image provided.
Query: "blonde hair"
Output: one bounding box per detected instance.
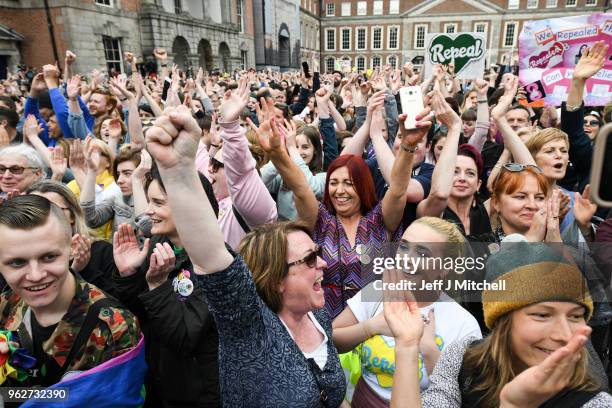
[525,128,569,157]
[244,128,269,169]
[238,221,312,313]
[92,139,114,172]
[413,216,467,259]
[461,313,599,407]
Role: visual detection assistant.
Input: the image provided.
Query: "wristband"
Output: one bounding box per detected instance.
[401,144,419,153]
[210,143,220,148]
[477,99,488,104]
[160,63,168,67]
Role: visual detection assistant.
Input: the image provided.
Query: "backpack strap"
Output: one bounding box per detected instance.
[59,297,123,376]
[232,205,251,233]
[539,388,601,408]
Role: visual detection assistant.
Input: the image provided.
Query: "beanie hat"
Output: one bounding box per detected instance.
[482,241,592,329]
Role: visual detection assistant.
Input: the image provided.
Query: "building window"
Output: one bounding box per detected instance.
[503,22,517,48]
[389,0,400,14]
[103,36,123,74]
[326,57,335,73]
[546,0,557,6]
[326,28,336,51]
[342,2,351,16]
[444,23,457,34]
[372,56,381,69]
[341,28,351,50]
[326,3,335,16]
[585,0,596,4]
[474,22,487,34]
[373,0,383,15]
[527,0,538,7]
[357,1,367,15]
[356,27,367,50]
[388,55,398,69]
[174,0,182,14]
[95,0,113,6]
[508,0,519,9]
[237,0,244,33]
[388,26,399,49]
[372,27,382,50]
[356,56,366,71]
[414,24,427,49]
[241,50,248,69]
[565,0,577,5]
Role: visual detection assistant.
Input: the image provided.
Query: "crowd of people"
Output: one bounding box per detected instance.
[0,39,611,407]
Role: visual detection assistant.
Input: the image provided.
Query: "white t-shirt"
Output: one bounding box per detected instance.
[280,312,329,370]
[347,289,482,402]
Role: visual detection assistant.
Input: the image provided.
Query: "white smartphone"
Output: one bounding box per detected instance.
[399,86,424,130]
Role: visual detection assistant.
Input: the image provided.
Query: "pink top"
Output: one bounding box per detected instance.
[219,120,277,249]
[195,140,211,181]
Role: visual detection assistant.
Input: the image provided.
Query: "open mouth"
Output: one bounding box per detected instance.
[334,197,350,204]
[151,218,163,224]
[553,163,564,170]
[25,282,53,292]
[313,276,323,292]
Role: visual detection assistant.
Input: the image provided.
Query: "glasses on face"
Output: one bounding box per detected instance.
[287,245,321,269]
[584,120,600,127]
[210,157,224,172]
[0,166,38,175]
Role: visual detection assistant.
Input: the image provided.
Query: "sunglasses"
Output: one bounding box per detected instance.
[210,157,224,171]
[584,120,600,127]
[501,163,543,173]
[0,166,38,175]
[287,244,321,269]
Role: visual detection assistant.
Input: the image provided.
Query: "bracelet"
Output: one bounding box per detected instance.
[401,144,419,153]
[477,99,488,104]
[210,143,220,148]
[160,63,168,67]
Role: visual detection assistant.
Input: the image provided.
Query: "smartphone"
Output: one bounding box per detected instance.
[399,86,425,130]
[302,62,311,78]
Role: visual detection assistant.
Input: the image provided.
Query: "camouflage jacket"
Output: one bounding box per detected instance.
[0,274,141,384]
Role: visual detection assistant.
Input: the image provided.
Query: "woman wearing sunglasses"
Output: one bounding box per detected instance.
[332,217,481,407]
[0,144,45,196]
[143,105,346,407]
[112,164,223,407]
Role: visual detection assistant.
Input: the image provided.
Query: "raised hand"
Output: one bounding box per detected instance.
[254,117,285,156]
[23,114,42,142]
[84,137,101,172]
[573,40,609,81]
[390,69,402,93]
[544,189,562,243]
[382,268,424,348]
[573,185,597,228]
[65,50,76,65]
[499,326,591,408]
[124,51,134,63]
[145,242,176,290]
[398,107,432,147]
[369,105,387,139]
[145,105,202,170]
[113,223,151,277]
[29,73,47,98]
[70,233,92,273]
[219,76,250,123]
[109,76,135,101]
[491,74,519,121]
[153,48,167,61]
[66,75,81,100]
[132,148,152,182]
[69,139,86,173]
[108,118,123,142]
[431,90,461,130]
[50,145,67,181]
[366,90,387,118]
[473,78,489,98]
[42,64,60,88]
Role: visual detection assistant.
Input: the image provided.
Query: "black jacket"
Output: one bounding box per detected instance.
[113,235,220,408]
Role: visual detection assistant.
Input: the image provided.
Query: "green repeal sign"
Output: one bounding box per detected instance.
[424,32,486,80]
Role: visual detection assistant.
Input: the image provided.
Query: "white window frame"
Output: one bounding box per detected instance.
[237,0,244,33]
[357,1,367,15]
[565,0,577,6]
[443,23,458,34]
[503,22,518,48]
[356,27,367,50]
[95,0,113,6]
[325,57,335,73]
[389,0,400,14]
[326,3,335,16]
[414,24,428,49]
[473,22,488,47]
[508,0,519,9]
[387,55,398,69]
[371,55,382,69]
[527,0,538,8]
[102,36,123,74]
[373,0,383,15]
[585,0,597,5]
[325,28,336,51]
[340,27,351,51]
[372,26,383,50]
[546,0,557,7]
[356,55,366,71]
[341,2,351,16]
[388,26,400,50]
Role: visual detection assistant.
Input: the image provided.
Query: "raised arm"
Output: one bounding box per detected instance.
[145,105,233,274]
[417,91,462,218]
[137,75,163,118]
[490,75,535,166]
[468,79,491,152]
[109,76,145,151]
[249,100,319,232]
[381,105,431,233]
[131,149,152,218]
[341,90,385,156]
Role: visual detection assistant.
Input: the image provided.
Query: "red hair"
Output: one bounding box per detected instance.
[323,154,378,215]
[491,167,549,201]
